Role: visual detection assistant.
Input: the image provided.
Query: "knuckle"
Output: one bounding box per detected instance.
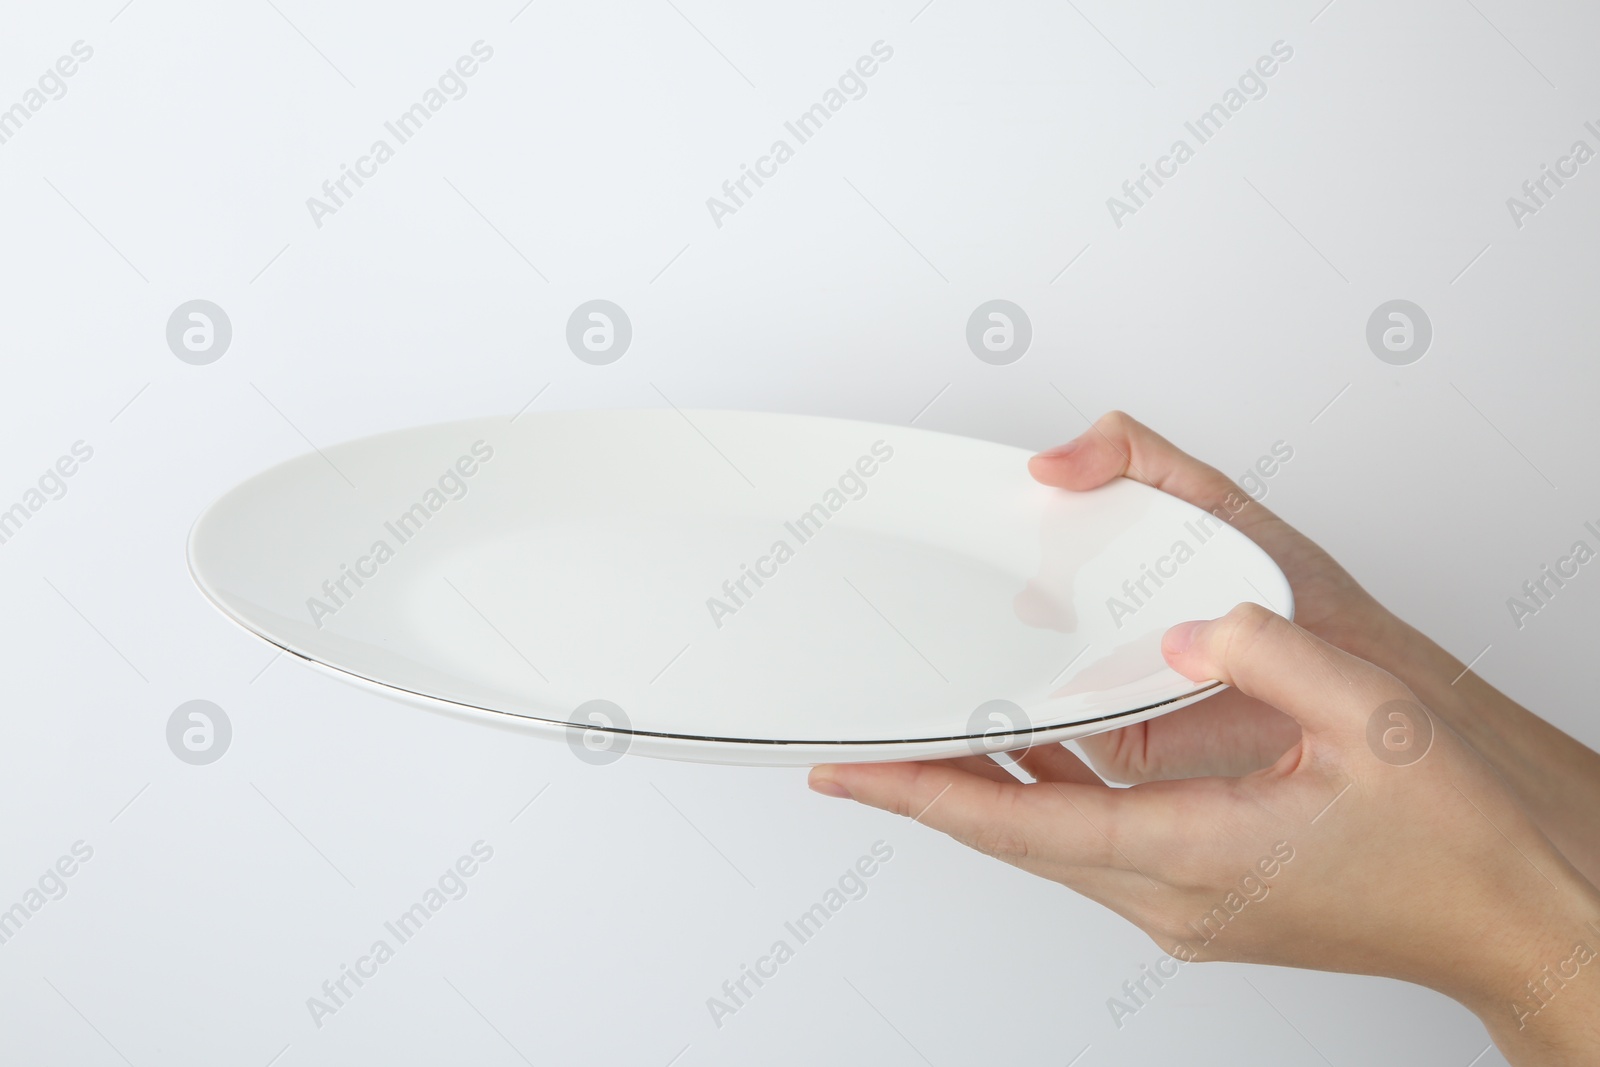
[1213,602,1282,671]
[1143,907,1196,951]
[1228,601,1280,638]
[1097,409,1138,439]
[1097,726,1154,784]
[885,793,919,821]
[896,765,951,820]
[1226,600,1279,629]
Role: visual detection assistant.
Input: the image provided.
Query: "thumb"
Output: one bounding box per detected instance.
[1161,602,1403,736]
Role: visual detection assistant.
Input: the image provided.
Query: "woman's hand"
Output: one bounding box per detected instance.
[1026,410,1394,783]
[810,605,1600,1065]
[1028,412,1600,887]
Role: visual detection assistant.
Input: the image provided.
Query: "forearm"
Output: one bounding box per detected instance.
[1355,610,1600,885]
[1488,991,1600,1067]
[1469,884,1600,1067]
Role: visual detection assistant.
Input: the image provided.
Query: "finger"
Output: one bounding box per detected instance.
[1162,602,1405,736]
[808,760,1115,869]
[1076,688,1302,782]
[1014,743,1106,786]
[942,754,1022,785]
[1028,411,1276,536]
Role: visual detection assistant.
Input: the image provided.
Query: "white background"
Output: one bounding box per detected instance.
[2,0,1598,1064]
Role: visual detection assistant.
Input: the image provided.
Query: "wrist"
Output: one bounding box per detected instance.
[1473,885,1600,1066]
[1346,606,1600,886]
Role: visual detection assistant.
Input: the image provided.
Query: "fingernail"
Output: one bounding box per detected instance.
[1164,620,1203,655]
[810,777,852,799]
[1035,436,1083,459]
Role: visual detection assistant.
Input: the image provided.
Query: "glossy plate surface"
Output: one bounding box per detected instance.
[188,409,1292,765]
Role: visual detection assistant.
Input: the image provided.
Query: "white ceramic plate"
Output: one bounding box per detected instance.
[188,409,1292,766]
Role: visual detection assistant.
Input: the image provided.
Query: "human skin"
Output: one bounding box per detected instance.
[807,412,1600,1065]
[1018,412,1600,888]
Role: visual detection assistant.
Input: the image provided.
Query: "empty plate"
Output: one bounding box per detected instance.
[188,409,1292,765]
